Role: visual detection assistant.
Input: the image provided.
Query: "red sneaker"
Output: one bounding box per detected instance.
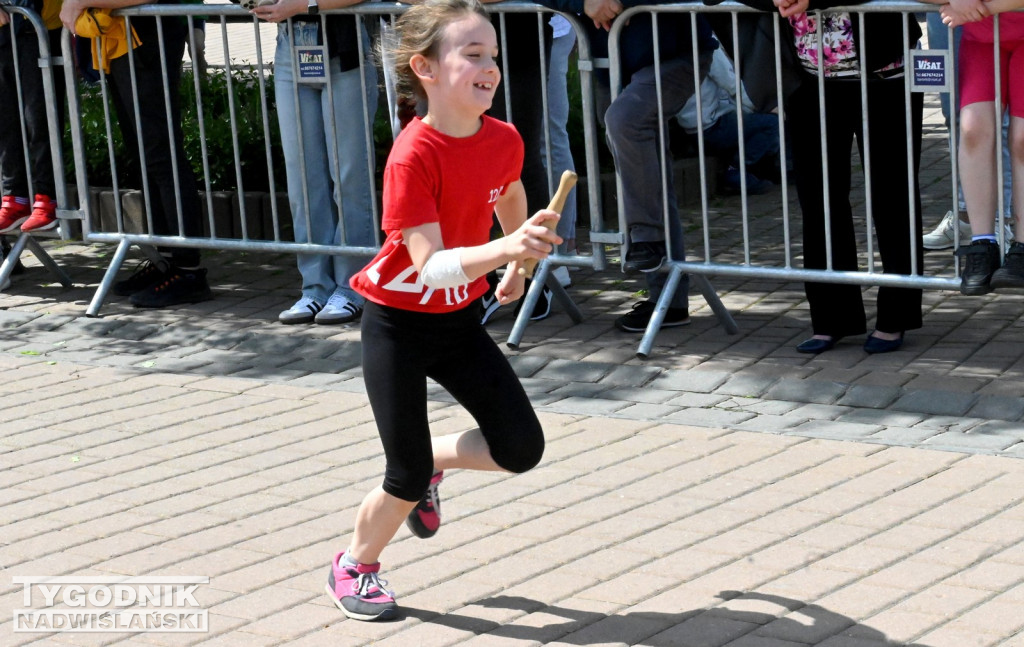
[21,195,57,233]
[0,196,30,233]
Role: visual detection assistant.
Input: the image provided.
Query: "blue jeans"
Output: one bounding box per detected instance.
[603,54,712,309]
[701,110,780,170]
[275,21,378,305]
[926,13,1012,216]
[542,30,577,247]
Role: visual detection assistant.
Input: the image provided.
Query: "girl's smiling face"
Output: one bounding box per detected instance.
[416,12,500,134]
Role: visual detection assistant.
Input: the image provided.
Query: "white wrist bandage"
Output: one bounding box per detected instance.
[419,247,469,289]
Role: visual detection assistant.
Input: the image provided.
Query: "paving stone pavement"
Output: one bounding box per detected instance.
[1,235,1024,646]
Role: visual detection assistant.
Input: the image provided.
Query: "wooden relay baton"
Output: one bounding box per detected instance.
[519,170,578,278]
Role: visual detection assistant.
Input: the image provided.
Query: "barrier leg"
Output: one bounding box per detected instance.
[506,260,583,350]
[0,234,30,290]
[24,236,73,287]
[86,238,133,317]
[692,274,739,335]
[547,267,584,324]
[636,265,685,359]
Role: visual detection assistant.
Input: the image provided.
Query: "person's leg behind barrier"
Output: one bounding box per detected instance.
[275,23,337,317]
[322,29,379,324]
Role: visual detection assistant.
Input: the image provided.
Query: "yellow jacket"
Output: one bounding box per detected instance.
[73,8,141,74]
[42,0,62,30]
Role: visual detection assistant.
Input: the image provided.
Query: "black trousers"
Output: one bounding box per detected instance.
[107,17,202,267]
[487,13,552,214]
[788,76,924,336]
[361,300,544,503]
[0,27,65,198]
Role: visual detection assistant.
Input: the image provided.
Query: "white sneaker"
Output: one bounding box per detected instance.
[315,293,362,325]
[279,296,323,324]
[923,211,971,250]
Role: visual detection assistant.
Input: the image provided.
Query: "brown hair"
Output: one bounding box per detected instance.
[382,0,490,102]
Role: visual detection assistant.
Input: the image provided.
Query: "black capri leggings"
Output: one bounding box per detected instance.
[360,299,545,503]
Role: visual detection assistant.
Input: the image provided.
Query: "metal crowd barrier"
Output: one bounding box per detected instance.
[16,0,1010,356]
[606,0,1000,357]
[0,3,73,290]
[58,1,608,331]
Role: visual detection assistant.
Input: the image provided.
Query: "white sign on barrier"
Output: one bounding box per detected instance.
[909,48,951,92]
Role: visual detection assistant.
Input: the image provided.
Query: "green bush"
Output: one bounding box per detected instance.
[69,66,287,193]
[180,66,286,193]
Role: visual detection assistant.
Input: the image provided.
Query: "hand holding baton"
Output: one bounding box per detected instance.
[519,170,577,278]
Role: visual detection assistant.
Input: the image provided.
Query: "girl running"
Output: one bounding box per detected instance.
[326,0,562,621]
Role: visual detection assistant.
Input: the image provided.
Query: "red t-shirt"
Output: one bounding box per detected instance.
[351,116,524,313]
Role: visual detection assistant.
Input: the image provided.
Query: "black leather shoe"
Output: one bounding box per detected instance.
[622,241,666,273]
[957,240,1001,295]
[796,336,838,354]
[864,332,904,354]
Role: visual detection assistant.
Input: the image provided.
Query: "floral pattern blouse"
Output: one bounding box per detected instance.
[790,12,904,78]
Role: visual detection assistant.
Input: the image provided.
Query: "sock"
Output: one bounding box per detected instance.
[340,551,359,567]
[13,197,29,206]
[972,235,998,244]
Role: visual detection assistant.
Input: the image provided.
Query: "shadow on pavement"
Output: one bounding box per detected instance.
[406,591,929,646]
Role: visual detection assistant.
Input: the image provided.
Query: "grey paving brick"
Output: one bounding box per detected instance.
[665,392,731,408]
[788,420,885,440]
[786,403,857,422]
[599,364,665,388]
[836,384,902,409]
[647,369,730,393]
[835,408,926,428]
[506,354,550,378]
[599,386,680,404]
[549,382,613,399]
[732,415,802,433]
[105,320,166,341]
[762,378,849,405]
[231,334,310,355]
[613,403,683,421]
[276,358,349,374]
[664,407,756,428]
[535,358,617,384]
[715,373,780,398]
[924,431,1022,453]
[967,395,1024,422]
[543,396,631,416]
[891,389,980,417]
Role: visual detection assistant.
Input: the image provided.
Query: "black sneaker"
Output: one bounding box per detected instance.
[479,271,502,324]
[622,241,666,273]
[129,267,213,308]
[991,241,1024,291]
[614,300,690,332]
[956,240,1001,295]
[513,279,553,322]
[114,260,168,296]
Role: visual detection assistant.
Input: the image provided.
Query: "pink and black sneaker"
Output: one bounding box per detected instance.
[406,471,443,538]
[325,552,397,621]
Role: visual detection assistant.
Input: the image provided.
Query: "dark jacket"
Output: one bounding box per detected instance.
[537,0,717,84]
